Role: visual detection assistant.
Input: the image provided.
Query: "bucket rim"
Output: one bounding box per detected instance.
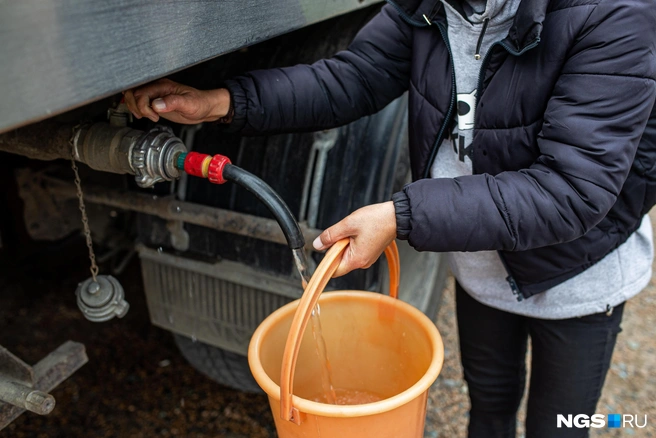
[248,290,445,418]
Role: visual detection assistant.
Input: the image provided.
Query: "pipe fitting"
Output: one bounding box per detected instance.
[131,125,186,188]
[73,123,141,175]
[207,154,232,185]
[1,121,187,188]
[73,123,187,188]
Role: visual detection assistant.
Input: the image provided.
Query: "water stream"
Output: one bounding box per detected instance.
[292,248,337,404]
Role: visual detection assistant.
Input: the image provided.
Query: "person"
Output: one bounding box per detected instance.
[124,0,656,436]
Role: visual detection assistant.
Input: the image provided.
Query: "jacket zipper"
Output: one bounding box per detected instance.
[474,37,540,301]
[422,21,457,180]
[384,1,456,180]
[498,252,523,301]
[475,38,541,102]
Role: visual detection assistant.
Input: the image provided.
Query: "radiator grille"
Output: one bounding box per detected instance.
[139,251,294,355]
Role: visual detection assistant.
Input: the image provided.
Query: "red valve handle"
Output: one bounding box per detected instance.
[183,151,212,178]
[182,152,231,184]
[208,154,231,185]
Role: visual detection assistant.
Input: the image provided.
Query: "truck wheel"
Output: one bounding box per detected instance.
[174,334,262,393]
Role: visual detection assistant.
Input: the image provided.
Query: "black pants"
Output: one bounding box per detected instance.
[455,283,624,438]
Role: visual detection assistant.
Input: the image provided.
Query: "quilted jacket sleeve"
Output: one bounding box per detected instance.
[222,5,413,135]
[399,0,656,253]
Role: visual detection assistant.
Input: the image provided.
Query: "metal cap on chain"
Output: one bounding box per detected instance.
[69,138,129,322]
[75,276,129,322]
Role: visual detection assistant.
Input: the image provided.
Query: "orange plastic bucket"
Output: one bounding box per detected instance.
[248,239,444,437]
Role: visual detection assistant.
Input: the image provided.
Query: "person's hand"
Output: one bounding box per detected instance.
[123,78,231,124]
[313,201,397,277]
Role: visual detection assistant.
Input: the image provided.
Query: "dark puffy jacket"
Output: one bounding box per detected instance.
[224,0,656,298]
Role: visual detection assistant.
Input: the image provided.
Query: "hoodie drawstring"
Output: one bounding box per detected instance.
[474,18,490,59]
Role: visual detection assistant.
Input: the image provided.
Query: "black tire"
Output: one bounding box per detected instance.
[174,334,262,393]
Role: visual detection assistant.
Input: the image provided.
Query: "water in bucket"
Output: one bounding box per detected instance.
[312,388,383,405]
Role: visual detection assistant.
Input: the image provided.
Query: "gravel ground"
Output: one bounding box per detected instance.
[2,212,655,437]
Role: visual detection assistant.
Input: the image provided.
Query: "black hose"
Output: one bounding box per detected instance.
[222,164,305,250]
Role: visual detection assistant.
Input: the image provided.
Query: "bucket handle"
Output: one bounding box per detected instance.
[280,239,400,424]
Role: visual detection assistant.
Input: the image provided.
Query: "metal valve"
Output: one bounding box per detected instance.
[75,275,129,322]
[131,125,187,188]
[72,123,187,189]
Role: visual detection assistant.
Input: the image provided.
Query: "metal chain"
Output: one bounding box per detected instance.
[70,140,99,282]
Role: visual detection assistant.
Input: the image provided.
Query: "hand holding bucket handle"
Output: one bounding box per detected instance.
[280,239,401,424]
